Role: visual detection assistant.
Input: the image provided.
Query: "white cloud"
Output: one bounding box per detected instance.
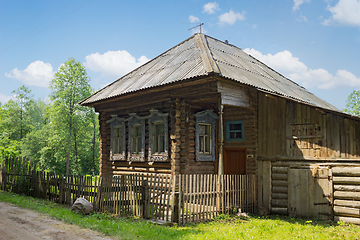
[84,50,150,79]
[323,0,360,26]
[0,93,15,104]
[189,15,200,23]
[5,61,54,87]
[293,0,310,11]
[203,2,220,14]
[218,10,246,25]
[243,48,360,89]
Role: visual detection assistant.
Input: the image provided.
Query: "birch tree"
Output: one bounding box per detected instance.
[50,58,95,175]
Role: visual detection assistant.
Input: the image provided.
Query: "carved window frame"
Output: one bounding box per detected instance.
[146,109,169,162]
[195,110,218,161]
[127,113,145,162]
[107,115,126,161]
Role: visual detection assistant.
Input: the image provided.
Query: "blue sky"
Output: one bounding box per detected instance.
[1,0,359,110]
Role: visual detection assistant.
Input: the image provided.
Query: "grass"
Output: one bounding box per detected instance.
[1,190,360,240]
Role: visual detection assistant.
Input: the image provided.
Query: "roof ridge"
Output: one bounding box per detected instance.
[195,34,220,75]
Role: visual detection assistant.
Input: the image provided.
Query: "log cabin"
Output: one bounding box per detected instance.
[80,33,360,220]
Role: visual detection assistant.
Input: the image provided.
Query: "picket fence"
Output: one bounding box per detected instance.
[0,156,257,224]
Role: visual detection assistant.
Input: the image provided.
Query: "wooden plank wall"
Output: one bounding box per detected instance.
[258,92,360,158]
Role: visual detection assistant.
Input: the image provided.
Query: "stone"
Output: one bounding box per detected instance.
[71,198,93,215]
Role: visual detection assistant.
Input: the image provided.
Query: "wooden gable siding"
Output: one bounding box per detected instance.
[258,91,360,159]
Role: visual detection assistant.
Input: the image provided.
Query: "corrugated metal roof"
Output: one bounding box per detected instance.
[80,33,339,112]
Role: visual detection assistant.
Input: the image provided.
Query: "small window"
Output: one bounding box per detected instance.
[113,126,123,154]
[147,109,169,161]
[226,121,244,141]
[131,125,142,154]
[152,123,165,154]
[199,123,211,154]
[127,113,145,162]
[195,110,218,161]
[106,115,126,161]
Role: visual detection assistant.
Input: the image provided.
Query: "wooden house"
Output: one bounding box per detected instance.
[80,34,360,221]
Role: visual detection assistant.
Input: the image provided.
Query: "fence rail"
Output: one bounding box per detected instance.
[1,156,257,224]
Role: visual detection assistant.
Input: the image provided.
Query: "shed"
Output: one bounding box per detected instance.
[80,34,360,221]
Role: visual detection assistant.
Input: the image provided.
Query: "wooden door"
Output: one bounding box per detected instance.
[288,166,333,220]
[224,148,246,174]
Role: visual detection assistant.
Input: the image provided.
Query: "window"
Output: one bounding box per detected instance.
[131,125,142,154]
[226,121,244,141]
[127,113,145,161]
[195,110,218,161]
[147,109,168,161]
[152,123,165,154]
[113,126,123,154]
[199,123,211,154]
[106,115,126,160]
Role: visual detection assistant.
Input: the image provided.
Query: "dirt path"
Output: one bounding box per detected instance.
[0,201,115,240]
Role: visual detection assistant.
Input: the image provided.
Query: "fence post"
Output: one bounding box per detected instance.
[172,192,179,223]
[171,175,179,223]
[1,157,7,191]
[142,179,150,219]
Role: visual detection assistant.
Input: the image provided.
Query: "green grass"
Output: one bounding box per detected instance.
[1,191,359,239]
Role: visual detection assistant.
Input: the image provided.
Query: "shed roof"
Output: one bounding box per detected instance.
[80,34,339,112]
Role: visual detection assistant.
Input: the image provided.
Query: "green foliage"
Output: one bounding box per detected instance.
[48,58,98,175]
[1,59,99,176]
[344,90,360,116]
[0,145,20,159]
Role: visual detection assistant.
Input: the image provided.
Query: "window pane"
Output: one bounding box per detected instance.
[205,136,210,153]
[113,138,119,154]
[137,137,142,153]
[199,136,204,153]
[230,123,242,131]
[153,123,164,135]
[152,136,158,153]
[205,125,211,135]
[132,138,137,153]
[132,125,141,137]
[159,135,165,153]
[199,125,206,135]
[118,137,123,153]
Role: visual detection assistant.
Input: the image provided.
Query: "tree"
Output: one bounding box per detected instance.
[49,58,96,175]
[344,90,360,117]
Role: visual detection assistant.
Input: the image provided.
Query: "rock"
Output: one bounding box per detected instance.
[71,198,93,215]
[236,208,250,218]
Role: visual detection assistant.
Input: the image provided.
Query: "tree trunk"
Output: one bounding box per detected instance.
[74,131,78,166]
[66,140,70,176]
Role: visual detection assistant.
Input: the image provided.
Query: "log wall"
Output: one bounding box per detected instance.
[333,167,360,225]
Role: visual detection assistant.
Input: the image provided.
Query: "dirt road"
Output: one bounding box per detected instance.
[0,201,115,240]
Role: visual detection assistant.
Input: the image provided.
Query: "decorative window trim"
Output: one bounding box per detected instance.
[195,110,218,161]
[107,115,126,161]
[226,120,245,142]
[126,113,145,162]
[146,109,169,162]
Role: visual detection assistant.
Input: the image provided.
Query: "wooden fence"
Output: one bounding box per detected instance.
[177,174,257,224]
[1,156,257,224]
